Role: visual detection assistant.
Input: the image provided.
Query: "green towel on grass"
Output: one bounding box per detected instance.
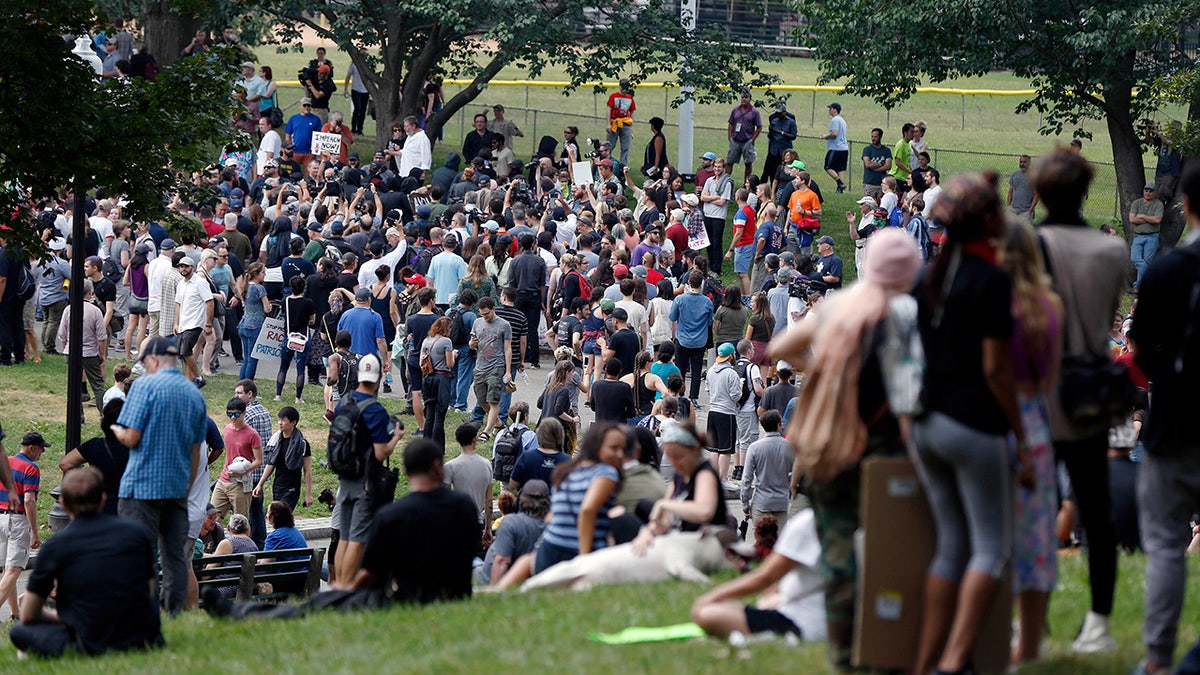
[588,623,707,644]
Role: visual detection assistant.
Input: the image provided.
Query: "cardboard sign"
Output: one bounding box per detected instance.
[571,161,594,186]
[311,132,343,156]
[249,316,285,370]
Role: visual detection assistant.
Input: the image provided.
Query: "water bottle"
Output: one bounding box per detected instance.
[521,371,530,385]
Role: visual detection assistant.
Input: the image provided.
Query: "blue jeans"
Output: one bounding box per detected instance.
[606,125,633,166]
[119,497,189,615]
[238,323,262,381]
[452,346,475,409]
[1131,232,1159,287]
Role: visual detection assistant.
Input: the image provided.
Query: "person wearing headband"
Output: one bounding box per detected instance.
[632,422,728,555]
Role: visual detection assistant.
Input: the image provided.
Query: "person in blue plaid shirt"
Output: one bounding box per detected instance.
[112,337,208,616]
[235,379,272,547]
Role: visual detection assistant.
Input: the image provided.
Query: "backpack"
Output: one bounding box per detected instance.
[323,243,344,271]
[335,350,360,398]
[327,395,376,479]
[736,356,760,408]
[888,207,904,229]
[445,307,470,348]
[268,105,284,130]
[419,341,435,377]
[550,271,592,320]
[101,257,124,286]
[491,425,524,483]
[702,273,725,308]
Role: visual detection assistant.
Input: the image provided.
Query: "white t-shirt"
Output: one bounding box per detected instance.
[258,130,281,177]
[176,274,214,331]
[90,216,114,259]
[399,131,432,177]
[145,254,173,312]
[773,509,828,641]
[922,185,942,219]
[616,299,648,343]
[739,361,761,413]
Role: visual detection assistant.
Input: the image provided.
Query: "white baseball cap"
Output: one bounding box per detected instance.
[357,353,382,383]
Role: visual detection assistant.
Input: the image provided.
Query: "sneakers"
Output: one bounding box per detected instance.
[731,465,744,481]
[383,383,392,393]
[1071,611,1117,654]
[836,182,847,194]
[192,377,207,389]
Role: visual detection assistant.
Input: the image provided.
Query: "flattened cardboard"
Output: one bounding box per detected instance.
[853,456,1011,673]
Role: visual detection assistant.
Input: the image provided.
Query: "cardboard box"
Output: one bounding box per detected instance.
[853,456,1011,673]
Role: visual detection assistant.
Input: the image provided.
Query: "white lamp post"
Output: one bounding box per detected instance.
[71,35,104,75]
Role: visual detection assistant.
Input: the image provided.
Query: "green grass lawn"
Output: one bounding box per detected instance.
[0,552,1194,672]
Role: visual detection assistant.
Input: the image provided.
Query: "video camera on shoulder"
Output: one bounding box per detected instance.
[788,275,827,299]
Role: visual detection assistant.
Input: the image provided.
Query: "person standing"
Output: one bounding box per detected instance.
[398,115,432,179]
[38,238,71,355]
[643,117,668,179]
[342,50,370,136]
[705,343,742,482]
[0,431,44,619]
[509,234,547,369]
[252,406,314,512]
[700,158,734,274]
[470,297,513,439]
[822,103,849,194]
[739,410,792,542]
[725,188,757,295]
[284,99,323,168]
[1129,163,1200,675]
[234,379,272,548]
[860,127,893,202]
[493,287,529,420]
[419,316,457,449]
[56,279,108,411]
[606,78,636,167]
[444,423,495,538]
[1035,150,1129,654]
[211,397,262,520]
[762,101,798,187]
[669,272,714,403]
[727,91,762,183]
[889,122,914,193]
[110,337,208,616]
[487,104,523,151]
[1007,154,1038,223]
[1130,182,1164,291]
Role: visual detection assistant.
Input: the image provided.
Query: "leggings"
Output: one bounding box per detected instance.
[1056,434,1116,616]
[277,343,308,400]
[912,412,1013,582]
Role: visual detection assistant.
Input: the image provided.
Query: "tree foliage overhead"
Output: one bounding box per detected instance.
[252,0,780,145]
[0,0,240,255]
[799,0,1200,237]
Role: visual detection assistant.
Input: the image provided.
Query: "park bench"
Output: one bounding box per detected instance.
[195,547,325,603]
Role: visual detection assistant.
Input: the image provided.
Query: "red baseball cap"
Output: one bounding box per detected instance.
[403,273,426,287]
[613,264,630,279]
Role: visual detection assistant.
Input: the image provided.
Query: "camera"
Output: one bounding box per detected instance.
[509,177,535,207]
[297,66,318,87]
[387,414,406,438]
[788,275,827,299]
[583,137,602,159]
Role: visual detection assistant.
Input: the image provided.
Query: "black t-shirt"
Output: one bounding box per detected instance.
[405,312,439,365]
[361,488,479,604]
[309,77,337,110]
[608,327,640,376]
[509,252,547,296]
[591,378,635,423]
[77,437,130,516]
[337,272,358,292]
[670,462,728,531]
[540,385,573,425]
[26,514,163,654]
[68,229,102,259]
[916,253,1014,434]
[554,315,582,349]
[282,296,315,333]
[92,277,117,311]
[495,305,527,362]
[305,273,339,321]
[267,433,311,492]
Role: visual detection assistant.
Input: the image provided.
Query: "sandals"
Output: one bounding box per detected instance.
[477,430,492,443]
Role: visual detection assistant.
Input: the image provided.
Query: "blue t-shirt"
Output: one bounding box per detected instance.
[264,526,308,553]
[284,113,323,154]
[347,390,390,444]
[543,462,620,552]
[338,306,385,357]
[669,291,714,349]
[281,256,317,288]
[510,448,570,488]
[650,361,680,400]
[754,220,784,257]
[427,252,468,306]
[815,253,843,289]
[826,115,848,152]
[241,283,267,331]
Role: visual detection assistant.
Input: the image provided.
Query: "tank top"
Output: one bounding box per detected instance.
[633,372,655,416]
[370,286,394,335]
[671,462,729,531]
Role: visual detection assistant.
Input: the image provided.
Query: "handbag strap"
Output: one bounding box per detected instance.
[930,245,961,331]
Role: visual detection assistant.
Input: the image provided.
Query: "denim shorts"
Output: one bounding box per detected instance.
[734,244,754,274]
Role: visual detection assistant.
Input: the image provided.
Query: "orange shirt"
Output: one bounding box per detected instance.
[787,188,822,228]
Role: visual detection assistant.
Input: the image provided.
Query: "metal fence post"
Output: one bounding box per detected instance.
[810,90,816,128]
[961,95,966,131]
[933,148,939,169]
[847,140,853,189]
[532,110,538,151]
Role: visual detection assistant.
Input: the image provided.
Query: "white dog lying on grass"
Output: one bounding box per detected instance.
[521,527,755,592]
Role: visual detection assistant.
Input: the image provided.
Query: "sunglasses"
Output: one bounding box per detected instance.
[226,411,243,418]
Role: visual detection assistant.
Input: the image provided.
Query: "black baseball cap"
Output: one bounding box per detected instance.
[20,431,50,448]
[140,336,180,362]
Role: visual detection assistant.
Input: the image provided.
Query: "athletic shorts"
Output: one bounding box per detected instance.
[824,150,848,172]
[734,244,755,275]
[707,411,737,454]
[177,327,202,357]
[744,607,802,637]
[336,478,374,543]
[407,361,424,392]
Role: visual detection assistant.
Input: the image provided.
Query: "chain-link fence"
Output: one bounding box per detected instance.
[438,94,1133,224]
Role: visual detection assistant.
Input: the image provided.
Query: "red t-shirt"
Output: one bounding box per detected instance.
[221,424,262,482]
[607,92,635,119]
[666,222,689,255]
[203,219,224,238]
[733,205,756,247]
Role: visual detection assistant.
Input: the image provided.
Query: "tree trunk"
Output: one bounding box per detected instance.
[141,1,200,69]
[1102,82,1145,245]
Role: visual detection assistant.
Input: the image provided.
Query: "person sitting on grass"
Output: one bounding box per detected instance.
[690,508,826,643]
[11,467,163,658]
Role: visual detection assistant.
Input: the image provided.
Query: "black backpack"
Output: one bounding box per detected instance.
[14,263,35,301]
[446,307,470,348]
[335,350,360,398]
[101,257,124,286]
[327,395,376,479]
[491,425,524,483]
[736,357,760,408]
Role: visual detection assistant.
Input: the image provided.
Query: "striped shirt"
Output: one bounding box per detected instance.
[0,453,40,513]
[117,367,208,500]
[542,462,620,552]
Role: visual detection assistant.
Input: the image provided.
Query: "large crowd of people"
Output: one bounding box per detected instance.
[0,37,1198,675]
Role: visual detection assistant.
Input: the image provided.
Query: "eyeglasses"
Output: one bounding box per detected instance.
[226,411,243,418]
